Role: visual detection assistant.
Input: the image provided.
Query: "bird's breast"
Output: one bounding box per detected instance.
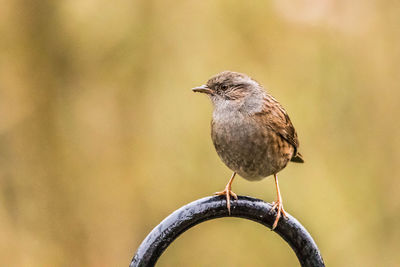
[211,110,292,180]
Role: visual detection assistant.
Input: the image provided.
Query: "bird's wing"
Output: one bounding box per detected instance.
[253,94,303,162]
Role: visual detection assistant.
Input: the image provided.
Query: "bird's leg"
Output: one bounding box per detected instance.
[271,174,287,230]
[214,172,238,214]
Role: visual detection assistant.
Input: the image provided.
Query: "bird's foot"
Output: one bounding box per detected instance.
[214,187,238,215]
[271,201,287,230]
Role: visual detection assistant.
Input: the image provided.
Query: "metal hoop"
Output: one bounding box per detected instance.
[130,196,325,267]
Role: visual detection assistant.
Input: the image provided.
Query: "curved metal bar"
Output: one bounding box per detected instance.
[130,196,325,267]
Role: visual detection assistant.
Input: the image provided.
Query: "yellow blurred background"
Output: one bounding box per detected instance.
[1,0,399,266]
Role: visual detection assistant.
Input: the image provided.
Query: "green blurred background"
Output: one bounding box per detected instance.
[1,0,399,266]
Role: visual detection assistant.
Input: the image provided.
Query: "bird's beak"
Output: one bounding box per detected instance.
[192,85,214,95]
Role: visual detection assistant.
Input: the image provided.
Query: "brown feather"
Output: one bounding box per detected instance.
[254,93,304,163]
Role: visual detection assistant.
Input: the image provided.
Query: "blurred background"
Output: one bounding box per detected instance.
[1,0,399,266]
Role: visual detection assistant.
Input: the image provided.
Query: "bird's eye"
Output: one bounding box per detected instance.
[221,84,228,90]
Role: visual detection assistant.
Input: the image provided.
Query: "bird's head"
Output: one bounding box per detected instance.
[192,71,262,106]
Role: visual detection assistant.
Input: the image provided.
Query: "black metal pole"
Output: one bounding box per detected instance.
[130,196,325,267]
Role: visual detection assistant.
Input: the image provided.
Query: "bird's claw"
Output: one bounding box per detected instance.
[271,201,287,230]
[214,188,238,214]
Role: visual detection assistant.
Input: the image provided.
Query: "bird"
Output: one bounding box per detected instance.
[192,71,304,230]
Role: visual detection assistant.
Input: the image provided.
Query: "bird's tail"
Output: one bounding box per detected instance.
[291,152,304,163]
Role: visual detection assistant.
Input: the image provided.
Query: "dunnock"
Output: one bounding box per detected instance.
[192,71,304,229]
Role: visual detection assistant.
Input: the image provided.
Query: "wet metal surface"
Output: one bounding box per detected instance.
[130,196,325,267]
